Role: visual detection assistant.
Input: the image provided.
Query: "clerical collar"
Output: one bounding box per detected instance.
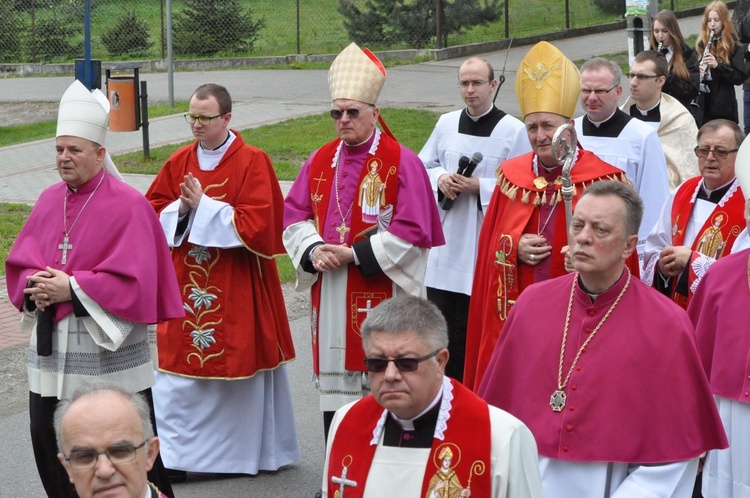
[587,108,618,127]
[67,168,105,194]
[577,270,624,301]
[391,385,443,430]
[200,131,231,151]
[635,97,661,115]
[343,131,376,148]
[465,104,494,122]
[698,178,735,203]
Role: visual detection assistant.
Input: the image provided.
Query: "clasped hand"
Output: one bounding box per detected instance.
[24,267,72,311]
[179,173,204,216]
[312,244,354,273]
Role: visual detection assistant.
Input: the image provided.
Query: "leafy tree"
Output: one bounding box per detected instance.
[173,0,265,56]
[338,0,503,49]
[101,10,153,57]
[31,17,81,62]
[592,0,625,16]
[0,3,23,63]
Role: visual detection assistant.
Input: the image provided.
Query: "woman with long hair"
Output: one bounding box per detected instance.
[694,1,748,126]
[650,10,700,119]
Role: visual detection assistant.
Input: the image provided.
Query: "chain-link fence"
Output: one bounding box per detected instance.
[0,0,718,65]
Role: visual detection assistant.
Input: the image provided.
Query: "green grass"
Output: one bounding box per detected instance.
[0,203,32,271]
[115,108,441,180]
[0,101,189,148]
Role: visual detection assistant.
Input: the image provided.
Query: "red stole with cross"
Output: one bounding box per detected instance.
[307,133,401,374]
[326,378,492,497]
[669,176,744,308]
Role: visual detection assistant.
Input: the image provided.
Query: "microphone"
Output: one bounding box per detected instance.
[439,152,483,211]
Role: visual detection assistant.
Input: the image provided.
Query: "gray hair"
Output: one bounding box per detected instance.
[54,381,154,453]
[361,296,448,352]
[697,119,745,149]
[580,57,622,86]
[580,180,643,237]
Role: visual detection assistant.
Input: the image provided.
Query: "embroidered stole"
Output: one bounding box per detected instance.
[308,134,401,373]
[669,177,744,307]
[326,379,492,497]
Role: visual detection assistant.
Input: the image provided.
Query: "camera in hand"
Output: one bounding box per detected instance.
[439,152,484,211]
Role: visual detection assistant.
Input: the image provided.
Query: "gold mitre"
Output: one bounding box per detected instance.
[56,80,109,146]
[328,42,387,105]
[515,41,580,118]
[736,136,750,199]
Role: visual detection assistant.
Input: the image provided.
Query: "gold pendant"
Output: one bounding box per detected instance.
[533,176,548,189]
[550,390,566,411]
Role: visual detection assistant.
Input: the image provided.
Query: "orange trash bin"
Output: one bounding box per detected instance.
[108,76,137,132]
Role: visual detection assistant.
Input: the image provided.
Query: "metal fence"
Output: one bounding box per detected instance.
[0,0,714,65]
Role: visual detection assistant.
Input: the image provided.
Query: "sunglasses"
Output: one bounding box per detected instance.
[330,107,371,120]
[363,349,441,373]
[693,146,739,159]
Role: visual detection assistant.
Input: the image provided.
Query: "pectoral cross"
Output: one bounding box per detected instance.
[332,464,357,497]
[59,235,73,265]
[336,221,350,243]
[550,390,566,412]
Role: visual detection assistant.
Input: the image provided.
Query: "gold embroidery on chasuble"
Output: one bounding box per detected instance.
[495,234,515,321]
[426,443,486,498]
[672,213,683,238]
[181,184,230,368]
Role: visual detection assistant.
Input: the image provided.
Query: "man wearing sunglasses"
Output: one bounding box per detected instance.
[418,57,530,384]
[322,296,543,498]
[574,57,670,270]
[55,381,167,498]
[283,43,444,457]
[642,119,746,309]
[621,50,699,189]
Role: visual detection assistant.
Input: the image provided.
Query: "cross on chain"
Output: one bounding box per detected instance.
[58,235,73,265]
[332,464,357,497]
[335,222,350,243]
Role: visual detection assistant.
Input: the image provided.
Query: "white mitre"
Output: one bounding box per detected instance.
[56,80,109,146]
[328,42,387,105]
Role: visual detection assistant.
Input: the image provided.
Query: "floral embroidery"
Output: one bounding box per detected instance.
[183,244,225,367]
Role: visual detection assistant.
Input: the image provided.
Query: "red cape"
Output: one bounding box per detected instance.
[688,248,750,404]
[6,170,183,325]
[479,270,727,462]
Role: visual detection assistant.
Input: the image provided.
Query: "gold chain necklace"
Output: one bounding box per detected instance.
[333,151,355,244]
[59,170,106,265]
[550,270,631,412]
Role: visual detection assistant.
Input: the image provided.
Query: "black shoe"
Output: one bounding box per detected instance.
[314,490,322,498]
[165,468,187,483]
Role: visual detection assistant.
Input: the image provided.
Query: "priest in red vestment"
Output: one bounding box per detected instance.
[323,296,543,498]
[5,80,183,497]
[642,119,745,309]
[687,137,750,498]
[283,43,444,447]
[145,83,300,476]
[479,181,727,497]
[464,41,636,391]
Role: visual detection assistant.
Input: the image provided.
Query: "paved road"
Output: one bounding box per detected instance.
[0,14,725,496]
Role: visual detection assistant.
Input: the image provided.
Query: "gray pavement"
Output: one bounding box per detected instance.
[0,14,719,496]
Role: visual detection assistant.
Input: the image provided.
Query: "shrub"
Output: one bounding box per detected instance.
[30,17,81,62]
[173,0,265,57]
[101,10,153,57]
[0,3,23,62]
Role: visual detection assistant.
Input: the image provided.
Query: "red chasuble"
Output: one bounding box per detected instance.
[688,248,750,404]
[146,131,295,379]
[479,271,727,462]
[665,176,744,308]
[464,149,637,391]
[307,134,401,374]
[326,378,492,497]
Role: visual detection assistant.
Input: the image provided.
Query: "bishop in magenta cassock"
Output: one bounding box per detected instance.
[479,180,727,498]
[5,80,183,497]
[283,43,444,442]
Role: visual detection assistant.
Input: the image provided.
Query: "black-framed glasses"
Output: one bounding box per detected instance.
[330,107,371,120]
[363,349,441,373]
[580,85,618,96]
[184,113,227,125]
[63,439,148,470]
[458,79,489,88]
[625,73,661,81]
[694,146,739,159]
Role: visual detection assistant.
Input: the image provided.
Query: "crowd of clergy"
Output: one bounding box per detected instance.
[6,2,750,498]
